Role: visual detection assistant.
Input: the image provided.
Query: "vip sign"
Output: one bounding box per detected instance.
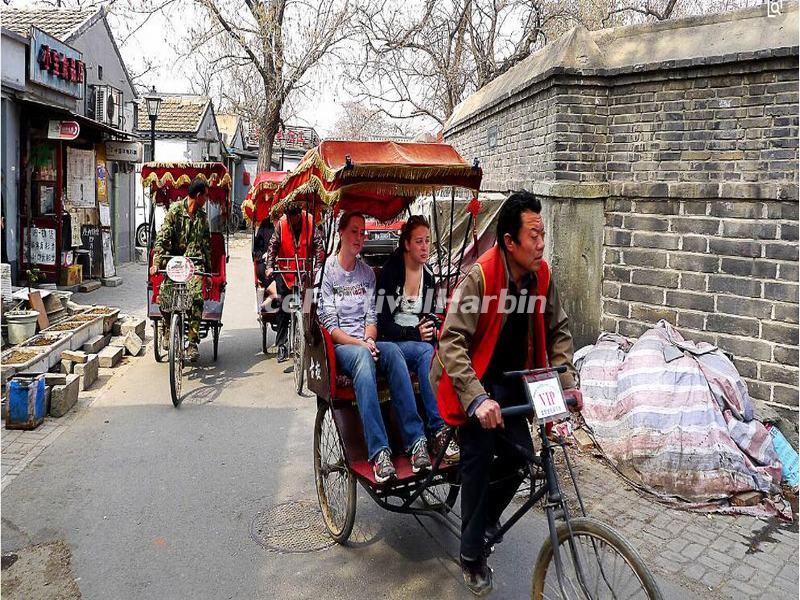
[48,120,80,140]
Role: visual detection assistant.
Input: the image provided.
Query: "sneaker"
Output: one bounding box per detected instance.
[371,449,396,483]
[277,345,288,363]
[433,426,460,464]
[410,438,432,473]
[186,343,199,363]
[460,555,493,597]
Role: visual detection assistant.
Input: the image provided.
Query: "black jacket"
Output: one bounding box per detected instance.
[376,249,439,344]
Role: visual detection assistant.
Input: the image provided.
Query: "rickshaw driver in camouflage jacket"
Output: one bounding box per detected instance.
[150,177,212,363]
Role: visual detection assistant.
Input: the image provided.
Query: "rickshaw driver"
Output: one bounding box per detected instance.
[264,206,324,362]
[431,191,583,596]
[149,177,212,363]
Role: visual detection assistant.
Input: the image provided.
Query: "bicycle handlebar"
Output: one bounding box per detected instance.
[498,365,579,418]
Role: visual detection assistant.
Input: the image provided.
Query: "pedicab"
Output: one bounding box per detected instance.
[242,171,289,354]
[142,162,231,407]
[269,140,663,599]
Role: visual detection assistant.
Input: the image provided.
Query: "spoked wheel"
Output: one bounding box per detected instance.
[168,312,184,408]
[532,517,663,600]
[212,324,220,361]
[153,320,165,362]
[292,310,305,394]
[136,223,149,247]
[313,401,356,543]
[261,319,268,354]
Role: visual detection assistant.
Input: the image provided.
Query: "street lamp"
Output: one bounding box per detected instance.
[144,86,162,162]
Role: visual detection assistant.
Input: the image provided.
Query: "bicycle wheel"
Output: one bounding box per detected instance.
[136,223,149,247]
[292,310,304,394]
[313,401,356,543]
[153,320,165,363]
[212,323,220,361]
[169,313,184,408]
[532,517,662,600]
[261,320,268,354]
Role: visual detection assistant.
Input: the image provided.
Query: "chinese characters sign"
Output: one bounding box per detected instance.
[66,148,96,209]
[29,27,84,99]
[24,227,57,266]
[48,121,80,140]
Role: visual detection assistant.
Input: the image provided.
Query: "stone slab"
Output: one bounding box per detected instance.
[60,360,73,375]
[44,373,67,386]
[123,332,143,356]
[108,335,126,347]
[119,318,146,341]
[73,353,98,390]
[82,334,111,354]
[78,280,102,293]
[50,374,80,417]
[61,350,87,364]
[101,276,123,287]
[98,345,123,368]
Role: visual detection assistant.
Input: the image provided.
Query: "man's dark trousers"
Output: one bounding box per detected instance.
[458,389,534,560]
[275,275,291,348]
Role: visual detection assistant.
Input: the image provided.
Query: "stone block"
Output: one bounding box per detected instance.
[44,373,67,386]
[119,318,146,340]
[123,332,144,356]
[82,334,111,354]
[108,335,126,347]
[78,280,101,292]
[61,350,88,364]
[101,276,123,287]
[60,360,73,374]
[98,345,123,368]
[50,374,80,417]
[74,354,99,390]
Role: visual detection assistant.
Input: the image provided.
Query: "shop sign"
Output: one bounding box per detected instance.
[105,141,144,162]
[48,120,80,140]
[24,226,57,266]
[29,27,84,98]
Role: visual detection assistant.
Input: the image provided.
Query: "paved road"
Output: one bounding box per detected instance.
[2,238,692,599]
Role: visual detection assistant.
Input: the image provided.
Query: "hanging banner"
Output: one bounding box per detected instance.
[102,230,116,277]
[96,144,108,203]
[66,148,96,208]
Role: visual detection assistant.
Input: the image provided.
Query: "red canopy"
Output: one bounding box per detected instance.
[141,162,232,208]
[241,171,288,225]
[270,141,482,222]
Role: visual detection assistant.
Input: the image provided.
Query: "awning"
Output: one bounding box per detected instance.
[13,93,138,140]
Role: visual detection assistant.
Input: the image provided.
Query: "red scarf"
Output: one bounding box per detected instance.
[435,245,551,426]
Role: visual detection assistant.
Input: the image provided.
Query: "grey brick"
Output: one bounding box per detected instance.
[603,281,620,298]
[719,258,777,278]
[721,220,777,239]
[670,217,719,234]
[604,265,631,283]
[622,248,668,268]
[606,213,624,227]
[707,314,759,337]
[603,299,629,317]
[762,321,799,345]
[620,284,664,305]
[759,364,798,387]
[624,215,669,232]
[630,304,677,324]
[631,268,679,288]
[717,335,774,361]
[679,272,707,291]
[618,320,649,338]
[601,316,618,333]
[764,242,799,261]
[670,252,718,272]
[605,229,632,246]
[677,311,705,330]
[764,281,799,303]
[773,384,799,406]
[780,223,798,241]
[773,302,799,324]
[709,238,762,258]
[733,357,758,379]
[710,201,762,219]
[774,345,799,367]
[708,275,762,298]
[681,235,708,253]
[634,200,680,215]
[716,295,774,319]
[779,261,798,280]
[666,290,715,312]
[632,232,680,250]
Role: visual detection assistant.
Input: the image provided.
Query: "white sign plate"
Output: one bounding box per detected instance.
[524,375,568,423]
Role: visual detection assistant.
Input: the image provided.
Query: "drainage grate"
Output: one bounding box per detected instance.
[249,500,335,554]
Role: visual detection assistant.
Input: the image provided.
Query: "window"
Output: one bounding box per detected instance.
[98,65,103,81]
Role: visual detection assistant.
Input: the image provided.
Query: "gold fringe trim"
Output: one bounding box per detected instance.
[141,171,232,190]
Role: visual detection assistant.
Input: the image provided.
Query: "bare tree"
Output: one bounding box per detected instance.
[328,101,408,140]
[180,0,359,171]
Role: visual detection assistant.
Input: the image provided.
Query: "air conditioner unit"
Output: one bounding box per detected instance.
[93,85,123,128]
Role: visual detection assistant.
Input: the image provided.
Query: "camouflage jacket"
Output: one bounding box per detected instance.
[152,200,212,273]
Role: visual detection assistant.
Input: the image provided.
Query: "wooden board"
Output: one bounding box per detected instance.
[27,290,50,330]
[80,225,103,279]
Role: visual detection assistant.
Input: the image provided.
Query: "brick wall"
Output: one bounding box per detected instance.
[603,196,798,408]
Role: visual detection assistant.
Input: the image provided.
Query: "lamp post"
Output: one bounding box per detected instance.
[144,86,162,162]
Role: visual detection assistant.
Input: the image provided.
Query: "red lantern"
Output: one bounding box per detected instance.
[243,170,251,186]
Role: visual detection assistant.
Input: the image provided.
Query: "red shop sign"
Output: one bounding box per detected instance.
[48,120,80,140]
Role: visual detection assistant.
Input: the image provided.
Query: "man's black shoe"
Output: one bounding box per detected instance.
[460,555,493,597]
[277,345,288,363]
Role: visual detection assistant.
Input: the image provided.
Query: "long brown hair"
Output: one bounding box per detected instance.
[399,215,430,252]
[336,211,365,253]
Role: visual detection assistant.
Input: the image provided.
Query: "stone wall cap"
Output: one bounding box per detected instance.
[445,2,799,131]
[609,181,799,200]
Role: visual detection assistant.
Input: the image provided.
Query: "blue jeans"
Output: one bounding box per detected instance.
[334,342,427,461]
[394,341,445,433]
